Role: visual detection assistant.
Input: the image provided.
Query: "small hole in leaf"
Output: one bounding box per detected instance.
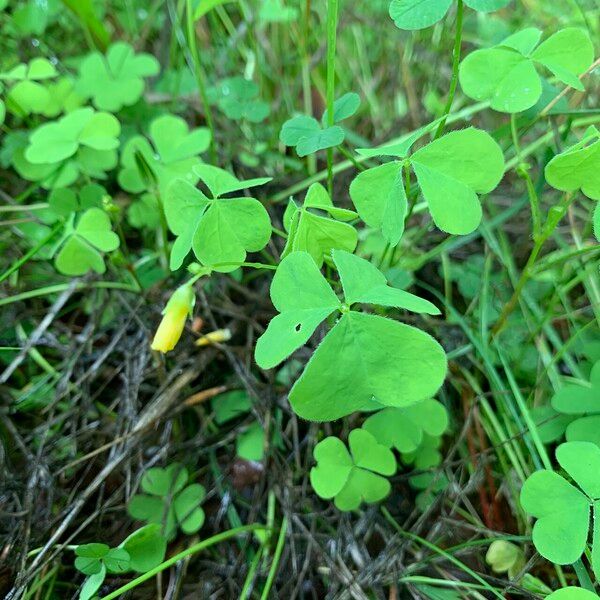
[295,323,302,332]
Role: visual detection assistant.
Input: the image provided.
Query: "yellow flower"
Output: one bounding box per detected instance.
[151,284,195,353]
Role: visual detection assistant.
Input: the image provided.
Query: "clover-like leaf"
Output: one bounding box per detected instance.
[76,42,160,111]
[389,0,452,30]
[282,183,358,266]
[410,128,505,234]
[349,162,406,246]
[485,540,525,578]
[165,166,271,271]
[545,127,600,202]
[118,114,211,197]
[521,441,600,575]
[79,565,106,600]
[363,399,448,453]
[551,361,600,446]
[54,208,119,276]
[49,184,106,218]
[460,28,594,113]
[280,94,358,157]
[236,422,265,462]
[75,543,109,575]
[310,429,396,511]
[19,108,120,188]
[128,464,205,540]
[213,390,252,424]
[216,77,270,123]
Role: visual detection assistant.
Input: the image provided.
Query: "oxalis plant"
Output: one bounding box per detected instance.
[3,0,600,597]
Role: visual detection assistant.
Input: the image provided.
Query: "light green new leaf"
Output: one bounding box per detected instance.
[55,208,119,276]
[410,128,504,234]
[332,249,439,314]
[349,162,406,246]
[283,183,358,266]
[25,107,120,165]
[460,28,594,113]
[363,399,448,452]
[255,251,341,369]
[545,127,600,201]
[310,429,396,511]
[388,0,452,30]
[77,42,160,111]
[236,422,265,461]
[165,174,271,271]
[119,114,211,197]
[79,565,106,600]
[280,115,320,146]
[290,311,447,421]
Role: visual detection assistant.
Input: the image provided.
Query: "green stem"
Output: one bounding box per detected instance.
[0,223,62,284]
[325,0,339,196]
[491,192,577,337]
[259,517,288,600]
[434,0,463,139]
[100,525,267,600]
[185,0,217,163]
[573,558,595,592]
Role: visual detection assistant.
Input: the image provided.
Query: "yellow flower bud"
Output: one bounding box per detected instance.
[151,284,195,353]
[195,328,232,347]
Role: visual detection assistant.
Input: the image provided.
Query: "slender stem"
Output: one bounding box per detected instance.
[259,517,288,600]
[100,525,267,600]
[325,0,339,196]
[491,193,577,337]
[573,558,595,592]
[185,0,217,162]
[0,223,62,284]
[434,0,464,140]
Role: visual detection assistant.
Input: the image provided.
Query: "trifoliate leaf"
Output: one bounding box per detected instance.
[54,208,119,276]
[165,167,271,271]
[118,114,210,196]
[216,77,270,123]
[389,0,452,30]
[76,42,160,111]
[120,525,167,572]
[459,28,594,113]
[310,429,396,511]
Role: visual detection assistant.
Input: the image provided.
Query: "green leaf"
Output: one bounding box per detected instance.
[76,42,160,111]
[485,540,524,577]
[551,361,600,414]
[388,0,452,30]
[62,0,110,50]
[410,128,505,234]
[545,128,600,201]
[165,175,271,271]
[173,484,206,534]
[280,115,320,146]
[54,208,119,276]
[236,422,265,461]
[49,184,105,218]
[26,108,120,165]
[141,463,189,496]
[322,92,360,125]
[193,164,272,198]
[349,162,407,246]
[363,399,448,452]
[332,249,440,314]
[463,0,511,11]
[118,114,211,197]
[310,429,396,511]
[282,183,358,266]
[547,590,600,600]
[255,251,341,369]
[103,548,131,574]
[216,77,269,123]
[213,390,252,424]
[297,127,345,157]
[121,525,167,573]
[459,28,594,113]
[567,416,600,447]
[259,0,298,22]
[290,311,447,421]
[127,494,164,523]
[79,564,106,600]
[521,441,600,575]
